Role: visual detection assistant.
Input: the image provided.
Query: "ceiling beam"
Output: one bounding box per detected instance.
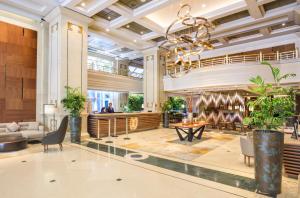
[87,0,118,17]
[259,27,271,36]
[245,0,265,19]
[217,38,229,45]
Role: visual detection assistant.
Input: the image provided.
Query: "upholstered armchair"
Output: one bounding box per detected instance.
[240,136,254,166]
[42,116,68,152]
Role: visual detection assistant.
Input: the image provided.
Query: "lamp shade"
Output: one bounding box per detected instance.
[44,104,57,115]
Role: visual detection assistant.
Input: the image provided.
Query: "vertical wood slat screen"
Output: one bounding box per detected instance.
[0,21,37,122]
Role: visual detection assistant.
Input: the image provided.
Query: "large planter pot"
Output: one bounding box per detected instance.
[163,112,169,128]
[70,116,82,143]
[253,130,284,196]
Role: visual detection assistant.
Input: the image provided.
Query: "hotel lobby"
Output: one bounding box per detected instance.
[0,0,300,197]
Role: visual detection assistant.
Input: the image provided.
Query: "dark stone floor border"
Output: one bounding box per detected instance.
[80,141,256,192]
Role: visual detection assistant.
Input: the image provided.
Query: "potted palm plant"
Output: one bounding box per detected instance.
[243,62,295,196]
[61,86,86,143]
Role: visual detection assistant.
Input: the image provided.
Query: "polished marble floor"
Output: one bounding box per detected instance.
[0,144,254,198]
[0,128,299,198]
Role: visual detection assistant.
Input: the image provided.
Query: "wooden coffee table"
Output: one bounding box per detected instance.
[174,122,207,142]
[0,136,27,152]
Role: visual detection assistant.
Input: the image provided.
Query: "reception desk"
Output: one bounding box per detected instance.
[87,112,161,138]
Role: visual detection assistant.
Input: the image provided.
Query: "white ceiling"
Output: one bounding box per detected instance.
[146,0,241,28]
[1,0,300,59]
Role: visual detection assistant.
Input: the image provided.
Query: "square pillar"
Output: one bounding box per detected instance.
[143,47,166,112]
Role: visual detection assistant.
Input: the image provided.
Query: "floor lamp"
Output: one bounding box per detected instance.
[43,104,57,137]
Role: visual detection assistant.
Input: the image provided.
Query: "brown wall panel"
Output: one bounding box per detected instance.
[6,43,36,57]
[0,99,4,121]
[5,110,35,122]
[0,22,8,43]
[0,65,5,97]
[0,21,37,122]
[22,68,36,79]
[23,90,36,100]
[6,65,22,78]
[5,99,23,110]
[0,42,6,65]
[23,100,35,111]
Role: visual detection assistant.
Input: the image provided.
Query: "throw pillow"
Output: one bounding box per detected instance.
[27,122,39,130]
[7,122,20,132]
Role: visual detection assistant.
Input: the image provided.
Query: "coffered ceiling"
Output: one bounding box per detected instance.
[1,0,300,59]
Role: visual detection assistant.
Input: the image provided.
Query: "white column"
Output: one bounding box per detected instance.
[143,47,165,112]
[45,7,92,121]
[36,21,49,122]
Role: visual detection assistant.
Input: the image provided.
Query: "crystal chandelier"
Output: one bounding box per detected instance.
[160,4,214,78]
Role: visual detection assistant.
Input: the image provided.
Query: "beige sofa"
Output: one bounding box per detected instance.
[0,122,44,141]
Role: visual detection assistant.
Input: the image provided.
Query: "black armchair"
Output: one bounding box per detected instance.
[42,116,68,152]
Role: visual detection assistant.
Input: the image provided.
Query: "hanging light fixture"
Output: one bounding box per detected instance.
[160,4,214,78]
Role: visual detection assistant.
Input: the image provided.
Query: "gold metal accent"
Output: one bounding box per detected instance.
[160,4,214,78]
[67,22,83,33]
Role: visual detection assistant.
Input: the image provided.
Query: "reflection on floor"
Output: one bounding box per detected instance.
[93,128,251,173]
[0,144,249,198]
[90,128,299,198]
[121,129,235,161]
[0,128,298,198]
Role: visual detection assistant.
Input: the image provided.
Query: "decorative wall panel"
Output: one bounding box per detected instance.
[49,23,58,103]
[88,70,143,93]
[0,21,37,122]
[67,23,83,91]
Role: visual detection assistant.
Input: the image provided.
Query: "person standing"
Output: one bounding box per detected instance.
[107,102,115,113]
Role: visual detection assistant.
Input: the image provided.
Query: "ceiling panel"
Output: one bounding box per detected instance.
[88,36,119,51]
[117,0,152,9]
[110,47,133,55]
[213,10,250,26]
[122,22,152,35]
[270,21,295,31]
[151,36,166,42]
[94,8,121,21]
[227,30,260,41]
[263,0,296,12]
[145,0,240,28]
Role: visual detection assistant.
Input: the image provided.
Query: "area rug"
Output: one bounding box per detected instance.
[118,131,237,161]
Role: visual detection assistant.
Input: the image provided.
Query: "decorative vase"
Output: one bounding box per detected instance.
[70,116,82,143]
[163,112,169,128]
[253,130,284,196]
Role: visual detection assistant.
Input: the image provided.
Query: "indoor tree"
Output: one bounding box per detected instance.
[61,86,86,143]
[243,61,295,196]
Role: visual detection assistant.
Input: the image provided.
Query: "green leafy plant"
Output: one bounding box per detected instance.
[162,100,172,112]
[162,97,186,112]
[61,86,86,117]
[243,62,296,130]
[127,94,144,112]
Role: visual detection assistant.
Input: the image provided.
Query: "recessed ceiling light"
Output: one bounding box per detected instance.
[140,31,144,34]
[108,16,111,20]
[282,23,286,26]
[126,25,130,28]
[80,2,86,7]
[141,0,146,2]
[105,28,110,32]
[201,4,206,8]
[134,39,137,42]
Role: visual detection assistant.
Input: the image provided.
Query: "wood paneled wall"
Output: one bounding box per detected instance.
[0,21,37,122]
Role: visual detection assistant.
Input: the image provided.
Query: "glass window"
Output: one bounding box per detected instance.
[88,90,120,112]
[128,66,143,79]
[88,55,116,74]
